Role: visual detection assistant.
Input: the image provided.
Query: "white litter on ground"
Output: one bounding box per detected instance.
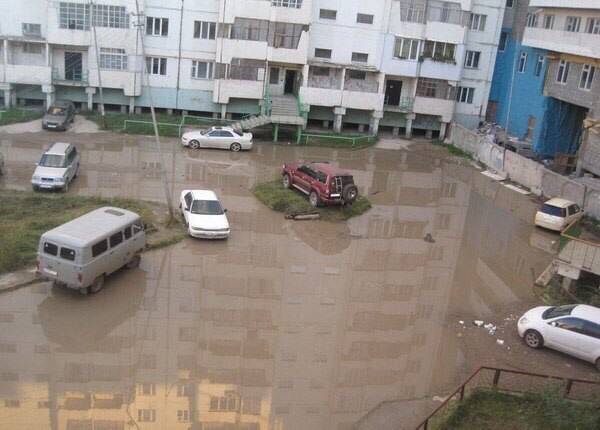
[473,320,484,327]
[503,183,531,195]
[459,320,465,325]
[496,339,504,345]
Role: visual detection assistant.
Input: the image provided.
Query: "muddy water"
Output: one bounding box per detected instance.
[0,133,557,429]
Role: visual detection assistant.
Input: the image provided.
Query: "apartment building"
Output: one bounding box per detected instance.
[0,0,504,139]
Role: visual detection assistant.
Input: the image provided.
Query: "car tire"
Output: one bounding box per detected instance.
[87,274,105,294]
[189,140,200,149]
[596,357,600,372]
[283,174,291,189]
[309,190,320,207]
[32,185,39,192]
[62,182,69,193]
[342,184,358,204]
[74,165,79,178]
[524,330,544,349]
[126,254,141,269]
[230,142,242,152]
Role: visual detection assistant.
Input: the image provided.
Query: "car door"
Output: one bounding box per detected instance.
[544,317,586,358]
[219,130,234,149]
[181,192,193,224]
[65,147,75,181]
[581,321,600,362]
[203,130,221,149]
[294,165,313,193]
[567,204,582,225]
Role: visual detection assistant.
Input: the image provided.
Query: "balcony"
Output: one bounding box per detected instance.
[529,0,598,7]
[6,64,52,85]
[300,86,342,107]
[384,96,414,113]
[87,69,141,97]
[219,39,268,63]
[523,27,600,58]
[222,0,310,24]
[213,79,264,104]
[267,31,309,64]
[52,68,88,86]
[414,96,455,122]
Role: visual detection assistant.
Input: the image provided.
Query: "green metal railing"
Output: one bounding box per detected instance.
[299,133,377,148]
[52,68,88,83]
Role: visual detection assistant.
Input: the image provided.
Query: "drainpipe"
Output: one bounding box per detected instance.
[175,0,184,110]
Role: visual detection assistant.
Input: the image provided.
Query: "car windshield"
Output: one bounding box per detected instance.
[540,204,564,217]
[542,304,577,320]
[233,129,243,137]
[190,199,224,215]
[39,154,66,168]
[200,129,209,136]
[47,107,67,115]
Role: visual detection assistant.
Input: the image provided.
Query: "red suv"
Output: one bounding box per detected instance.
[282,162,358,207]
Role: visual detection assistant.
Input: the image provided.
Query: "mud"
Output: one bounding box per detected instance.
[0,130,598,430]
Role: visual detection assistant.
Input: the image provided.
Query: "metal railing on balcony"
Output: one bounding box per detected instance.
[558,218,600,275]
[414,366,600,430]
[52,68,88,83]
[384,96,414,112]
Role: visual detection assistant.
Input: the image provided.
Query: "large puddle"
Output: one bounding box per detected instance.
[0,133,557,429]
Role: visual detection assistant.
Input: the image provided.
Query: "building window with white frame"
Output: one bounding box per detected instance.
[59,2,90,30]
[517,51,527,73]
[23,43,42,54]
[271,0,302,8]
[314,48,332,59]
[92,5,129,29]
[579,64,595,90]
[177,410,190,422]
[565,16,581,32]
[534,55,544,77]
[469,13,486,31]
[194,21,216,39]
[456,87,474,103]
[100,48,127,70]
[138,409,155,422]
[543,15,554,29]
[464,50,480,69]
[400,0,425,23]
[145,57,167,75]
[192,60,214,79]
[357,13,374,24]
[146,17,168,36]
[422,41,456,62]
[319,9,336,20]
[586,18,600,34]
[393,38,419,60]
[136,383,155,396]
[556,60,570,84]
[351,52,369,63]
[526,13,538,28]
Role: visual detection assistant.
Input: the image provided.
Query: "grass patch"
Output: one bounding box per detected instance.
[0,190,185,274]
[0,108,44,126]
[252,180,371,221]
[431,140,473,160]
[441,388,600,430]
[299,132,377,148]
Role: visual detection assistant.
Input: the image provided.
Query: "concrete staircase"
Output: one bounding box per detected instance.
[231,95,306,131]
[231,114,272,131]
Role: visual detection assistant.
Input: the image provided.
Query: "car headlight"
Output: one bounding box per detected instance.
[519,317,528,325]
[32,175,40,181]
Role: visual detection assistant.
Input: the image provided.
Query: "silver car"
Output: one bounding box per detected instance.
[181,126,253,152]
[31,142,80,192]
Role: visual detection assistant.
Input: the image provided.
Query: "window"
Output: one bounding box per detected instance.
[348,70,366,80]
[145,57,167,75]
[357,13,374,24]
[312,67,329,76]
[517,51,527,73]
[146,17,168,36]
[242,397,262,415]
[91,239,107,257]
[319,9,336,20]
[271,22,304,49]
[191,60,214,79]
[469,13,486,31]
[109,232,123,248]
[272,0,303,8]
[138,409,155,422]
[416,78,455,99]
[177,384,190,397]
[565,16,581,32]
[210,396,237,411]
[22,23,41,36]
[351,52,369,63]
[393,38,419,60]
[92,5,129,29]
[587,18,600,34]
[269,67,279,84]
[526,13,538,28]
[580,64,595,90]
[315,48,332,59]
[5,400,20,408]
[400,1,425,23]
[194,21,216,40]
[554,318,586,334]
[133,220,144,235]
[585,321,600,339]
[543,15,554,29]
[38,401,51,408]
[498,32,508,52]
[456,87,474,103]
[230,18,269,41]
[464,50,480,69]
[124,226,132,240]
[177,410,190,422]
[23,43,42,54]
[43,242,58,256]
[137,383,155,396]
[534,55,544,77]
[422,41,456,61]
[556,59,570,84]
[60,247,75,261]
[505,0,513,7]
[59,2,90,30]
[100,48,127,70]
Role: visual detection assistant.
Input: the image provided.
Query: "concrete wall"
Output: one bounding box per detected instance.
[449,122,600,219]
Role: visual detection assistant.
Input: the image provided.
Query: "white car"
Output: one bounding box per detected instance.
[0,151,4,175]
[181,126,253,152]
[534,197,583,232]
[517,304,600,370]
[180,189,230,239]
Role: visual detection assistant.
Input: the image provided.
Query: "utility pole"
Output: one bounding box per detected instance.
[90,1,107,128]
[133,0,174,218]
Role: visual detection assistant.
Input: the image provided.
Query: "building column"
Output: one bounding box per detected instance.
[405,113,416,139]
[42,85,55,109]
[302,64,309,87]
[439,122,448,141]
[370,110,384,135]
[220,103,227,119]
[333,106,346,133]
[129,97,135,114]
[0,83,13,108]
[85,87,97,111]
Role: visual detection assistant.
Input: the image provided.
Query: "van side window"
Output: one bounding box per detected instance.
[124,226,132,240]
[60,247,76,261]
[110,232,123,248]
[132,220,144,235]
[92,239,108,257]
[43,242,58,256]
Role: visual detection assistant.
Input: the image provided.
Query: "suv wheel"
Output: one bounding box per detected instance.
[342,184,358,204]
[282,174,291,189]
[309,190,320,207]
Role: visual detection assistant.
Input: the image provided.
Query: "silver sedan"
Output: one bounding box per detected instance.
[181,126,253,152]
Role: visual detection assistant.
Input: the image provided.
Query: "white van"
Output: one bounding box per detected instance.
[36,207,146,294]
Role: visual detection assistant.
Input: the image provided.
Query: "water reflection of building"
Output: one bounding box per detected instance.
[0,144,556,429]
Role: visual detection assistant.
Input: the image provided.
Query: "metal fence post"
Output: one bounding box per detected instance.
[492,369,501,387]
[564,379,573,397]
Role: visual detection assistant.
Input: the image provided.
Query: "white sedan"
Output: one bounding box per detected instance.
[180,190,230,239]
[181,126,253,152]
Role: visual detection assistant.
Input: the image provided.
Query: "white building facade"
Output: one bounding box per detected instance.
[0,0,504,138]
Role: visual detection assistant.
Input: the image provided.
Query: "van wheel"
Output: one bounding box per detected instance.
[126,254,141,269]
[88,274,105,294]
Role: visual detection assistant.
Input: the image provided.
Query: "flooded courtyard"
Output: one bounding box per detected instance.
[0,130,597,430]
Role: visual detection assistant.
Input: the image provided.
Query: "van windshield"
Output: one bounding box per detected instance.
[191,200,224,215]
[39,154,67,168]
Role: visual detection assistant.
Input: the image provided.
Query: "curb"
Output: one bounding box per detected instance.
[0,278,45,295]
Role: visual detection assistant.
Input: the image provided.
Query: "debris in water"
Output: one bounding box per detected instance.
[285,211,320,220]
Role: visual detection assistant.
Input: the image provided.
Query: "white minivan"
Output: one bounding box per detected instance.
[36,207,146,294]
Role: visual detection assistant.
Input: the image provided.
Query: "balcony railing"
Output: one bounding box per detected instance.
[384,96,414,112]
[52,68,88,83]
